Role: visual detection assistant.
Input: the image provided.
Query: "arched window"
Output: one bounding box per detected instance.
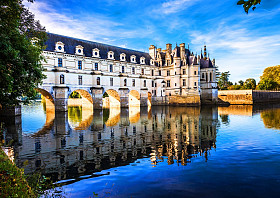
[97,77,100,85]
[60,74,64,84]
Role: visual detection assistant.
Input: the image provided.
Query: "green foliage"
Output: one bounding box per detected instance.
[103,92,109,98]
[238,80,244,86]
[69,91,81,98]
[237,0,261,13]
[0,149,36,197]
[260,65,280,85]
[0,0,47,107]
[244,78,256,89]
[228,84,242,90]
[217,71,232,90]
[258,78,278,90]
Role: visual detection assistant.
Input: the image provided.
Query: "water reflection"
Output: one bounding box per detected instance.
[261,108,280,129]
[1,103,219,184]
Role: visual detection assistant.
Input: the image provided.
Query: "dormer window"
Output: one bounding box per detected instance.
[56,41,65,52]
[92,48,100,58]
[131,55,136,63]
[120,53,126,61]
[76,45,84,55]
[150,59,154,66]
[140,57,145,65]
[108,51,114,60]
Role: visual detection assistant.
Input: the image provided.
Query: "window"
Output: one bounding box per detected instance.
[124,79,127,86]
[142,68,144,75]
[95,52,98,56]
[194,71,197,75]
[95,63,98,70]
[155,83,157,87]
[202,73,205,78]
[58,46,62,50]
[194,82,197,87]
[151,70,154,76]
[110,64,113,72]
[110,78,113,86]
[158,70,161,76]
[175,83,177,86]
[60,74,64,84]
[167,80,170,87]
[144,80,146,87]
[132,79,135,87]
[97,77,100,85]
[58,58,62,67]
[210,72,212,82]
[183,69,186,74]
[152,81,154,87]
[183,79,186,86]
[122,66,125,73]
[78,75,82,85]
[154,90,156,96]
[132,67,135,74]
[167,70,170,76]
[78,61,82,70]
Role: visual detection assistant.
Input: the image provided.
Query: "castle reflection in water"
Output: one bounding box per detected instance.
[3,104,218,183]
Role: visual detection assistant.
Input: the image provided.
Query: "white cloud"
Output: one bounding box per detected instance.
[189,24,280,82]
[155,0,200,15]
[23,1,154,46]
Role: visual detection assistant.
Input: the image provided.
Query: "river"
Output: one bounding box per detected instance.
[2,102,280,197]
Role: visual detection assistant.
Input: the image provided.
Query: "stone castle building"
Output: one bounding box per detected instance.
[39,33,217,111]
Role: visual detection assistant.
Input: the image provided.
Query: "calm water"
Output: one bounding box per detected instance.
[2,103,280,198]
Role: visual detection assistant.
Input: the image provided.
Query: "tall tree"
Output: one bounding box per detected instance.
[237,0,261,13]
[257,65,280,90]
[217,71,231,90]
[244,78,257,89]
[0,0,47,107]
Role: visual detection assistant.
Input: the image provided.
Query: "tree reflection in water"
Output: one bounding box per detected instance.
[261,109,280,129]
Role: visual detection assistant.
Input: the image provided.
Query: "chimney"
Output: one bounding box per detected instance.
[149,45,156,59]
[166,43,172,54]
[180,43,185,58]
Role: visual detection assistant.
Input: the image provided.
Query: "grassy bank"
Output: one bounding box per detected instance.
[0,148,36,198]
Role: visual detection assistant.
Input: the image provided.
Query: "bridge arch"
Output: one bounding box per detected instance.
[129,90,140,107]
[68,89,93,110]
[103,89,120,109]
[148,92,152,107]
[36,88,55,111]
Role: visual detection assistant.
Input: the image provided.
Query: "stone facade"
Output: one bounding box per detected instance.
[39,33,218,111]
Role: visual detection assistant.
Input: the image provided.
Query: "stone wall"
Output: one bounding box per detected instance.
[218,90,280,104]
[168,95,201,106]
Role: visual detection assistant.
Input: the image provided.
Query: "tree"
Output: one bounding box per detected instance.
[244,78,256,89]
[259,65,280,86]
[258,78,278,90]
[217,71,231,90]
[0,0,47,107]
[238,80,244,86]
[237,0,261,13]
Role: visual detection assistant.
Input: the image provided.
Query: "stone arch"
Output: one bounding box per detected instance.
[129,90,140,107]
[103,89,120,108]
[148,92,152,107]
[68,89,93,110]
[36,88,55,111]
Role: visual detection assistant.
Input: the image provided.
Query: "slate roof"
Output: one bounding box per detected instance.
[45,33,152,65]
[200,58,214,69]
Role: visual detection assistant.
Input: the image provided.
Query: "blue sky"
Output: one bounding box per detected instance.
[24,0,280,83]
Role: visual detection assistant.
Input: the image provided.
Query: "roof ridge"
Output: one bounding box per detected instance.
[47,32,148,55]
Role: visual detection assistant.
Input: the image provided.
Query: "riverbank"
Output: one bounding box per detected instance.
[0,148,36,197]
